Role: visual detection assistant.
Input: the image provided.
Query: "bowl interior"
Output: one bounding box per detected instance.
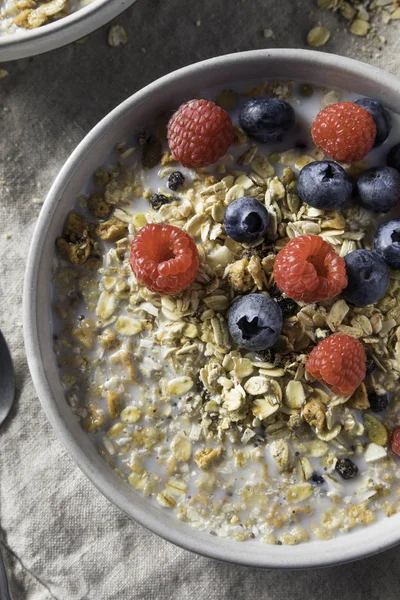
[24,49,400,568]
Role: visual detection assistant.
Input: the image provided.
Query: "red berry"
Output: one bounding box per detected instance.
[306,333,366,396]
[390,429,400,456]
[130,224,199,295]
[167,99,234,168]
[312,101,376,163]
[273,235,347,303]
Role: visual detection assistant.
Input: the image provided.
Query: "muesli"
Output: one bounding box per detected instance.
[52,81,400,544]
[0,0,95,35]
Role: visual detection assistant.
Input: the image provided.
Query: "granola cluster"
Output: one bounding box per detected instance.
[52,82,400,544]
[0,0,95,32]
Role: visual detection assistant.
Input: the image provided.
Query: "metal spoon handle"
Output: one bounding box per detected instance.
[0,544,12,600]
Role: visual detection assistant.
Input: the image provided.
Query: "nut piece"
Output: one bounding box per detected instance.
[348,383,370,410]
[171,434,192,462]
[106,391,121,420]
[365,443,387,463]
[195,447,222,469]
[56,212,91,264]
[88,194,113,219]
[303,398,326,430]
[270,439,291,472]
[224,258,253,292]
[95,218,128,242]
[364,413,388,446]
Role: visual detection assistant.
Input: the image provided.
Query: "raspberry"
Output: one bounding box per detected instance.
[273,235,347,303]
[167,99,234,168]
[130,224,199,295]
[390,428,400,456]
[311,101,376,163]
[306,333,366,396]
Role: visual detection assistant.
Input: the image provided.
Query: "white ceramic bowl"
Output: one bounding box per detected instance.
[24,49,400,568]
[0,0,136,62]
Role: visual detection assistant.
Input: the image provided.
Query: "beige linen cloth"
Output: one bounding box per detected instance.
[1,1,400,598]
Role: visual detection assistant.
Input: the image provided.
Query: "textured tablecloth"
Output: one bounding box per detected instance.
[2,1,400,598]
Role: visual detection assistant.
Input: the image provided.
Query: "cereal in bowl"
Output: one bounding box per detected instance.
[52,81,400,545]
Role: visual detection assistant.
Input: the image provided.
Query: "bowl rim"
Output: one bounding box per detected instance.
[23,49,400,568]
[0,0,137,62]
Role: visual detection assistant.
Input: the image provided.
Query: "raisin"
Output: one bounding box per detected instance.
[365,357,376,376]
[335,458,358,480]
[149,193,173,210]
[277,297,298,317]
[311,473,325,484]
[269,285,282,299]
[260,348,275,363]
[368,392,389,413]
[167,171,185,191]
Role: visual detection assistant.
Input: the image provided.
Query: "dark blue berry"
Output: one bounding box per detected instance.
[355,98,391,147]
[228,294,282,351]
[224,196,269,243]
[167,171,185,191]
[368,392,390,413]
[297,161,352,210]
[342,249,389,307]
[373,219,400,269]
[335,458,358,480]
[239,98,295,143]
[388,143,400,172]
[357,166,400,213]
[311,473,325,485]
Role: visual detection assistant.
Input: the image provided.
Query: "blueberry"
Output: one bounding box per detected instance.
[228,294,282,351]
[356,166,400,213]
[388,142,400,172]
[342,250,389,307]
[368,392,390,413]
[335,458,358,480]
[355,98,391,147]
[167,171,185,191]
[373,219,400,269]
[224,197,269,243]
[297,161,352,210]
[239,98,295,143]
